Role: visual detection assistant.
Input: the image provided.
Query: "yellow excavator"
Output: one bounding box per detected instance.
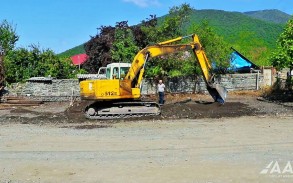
[79,34,227,119]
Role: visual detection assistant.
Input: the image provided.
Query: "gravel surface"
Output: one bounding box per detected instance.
[0,93,293,182]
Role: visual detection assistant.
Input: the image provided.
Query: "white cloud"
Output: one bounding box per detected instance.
[123,0,161,8]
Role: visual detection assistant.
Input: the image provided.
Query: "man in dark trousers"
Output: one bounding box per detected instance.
[157,79,165,105]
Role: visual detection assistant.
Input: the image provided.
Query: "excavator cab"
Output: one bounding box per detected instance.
[104,63,131,80]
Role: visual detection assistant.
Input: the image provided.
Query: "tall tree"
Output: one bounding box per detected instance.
[0,20,19,90]
[111,21,139,63]
[132,15,157,48]
[271,17,293,70]
[83,17,157,73]
[141,3,192,44]
[0,20,19,52]
[188,20,230,72]
[83,26,115,73]
[142,4,194,77]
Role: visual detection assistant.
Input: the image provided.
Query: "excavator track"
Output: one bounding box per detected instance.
[84,101,161,119]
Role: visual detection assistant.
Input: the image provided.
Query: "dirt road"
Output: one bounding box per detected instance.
[1,115,293,183]
[0,94,293,182]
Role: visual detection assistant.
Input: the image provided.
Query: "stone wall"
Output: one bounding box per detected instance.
[141,73,265,94]
[7,73,270,102]
[8,79,79,102]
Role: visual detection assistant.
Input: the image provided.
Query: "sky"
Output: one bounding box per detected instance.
[1,0,292,54]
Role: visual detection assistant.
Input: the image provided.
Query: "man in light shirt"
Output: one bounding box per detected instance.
[157,80,165,105]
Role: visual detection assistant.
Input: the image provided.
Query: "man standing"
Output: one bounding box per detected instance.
[157,80,165,105]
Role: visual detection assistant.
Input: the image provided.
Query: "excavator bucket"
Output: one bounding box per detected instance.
[206,84,227,104]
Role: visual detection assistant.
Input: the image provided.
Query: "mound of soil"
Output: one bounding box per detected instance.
[160,100,256,119]
[263,90,293,102]
[63,97,258,122]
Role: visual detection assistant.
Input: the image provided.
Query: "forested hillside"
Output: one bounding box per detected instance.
[187,10,285,48]
[59,9,290,67]
[244,9,291,24]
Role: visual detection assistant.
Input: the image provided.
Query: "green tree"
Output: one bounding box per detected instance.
[4,48,29,83]
[0,20,19,89]
[271,17,293,70]
[111,21,139,63]
[157,3,192,40]
[0,20,77,84]
[141,3,192,43]
[142,3,194,78]
[188,20,230,72]
[0,20,19,53]
[4,45,77,83]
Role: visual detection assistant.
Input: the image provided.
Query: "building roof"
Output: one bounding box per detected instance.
[71,53,88,65]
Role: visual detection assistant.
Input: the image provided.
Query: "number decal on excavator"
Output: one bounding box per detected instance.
[105,91,117,96]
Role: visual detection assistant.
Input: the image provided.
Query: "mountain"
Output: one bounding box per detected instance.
[187,9,288,49]
[58,44,85,58]
[243,9,291,24]
[58,9,291,57]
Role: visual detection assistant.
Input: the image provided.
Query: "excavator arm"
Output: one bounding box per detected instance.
[124,34,227,103]
[191,35,227,103]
